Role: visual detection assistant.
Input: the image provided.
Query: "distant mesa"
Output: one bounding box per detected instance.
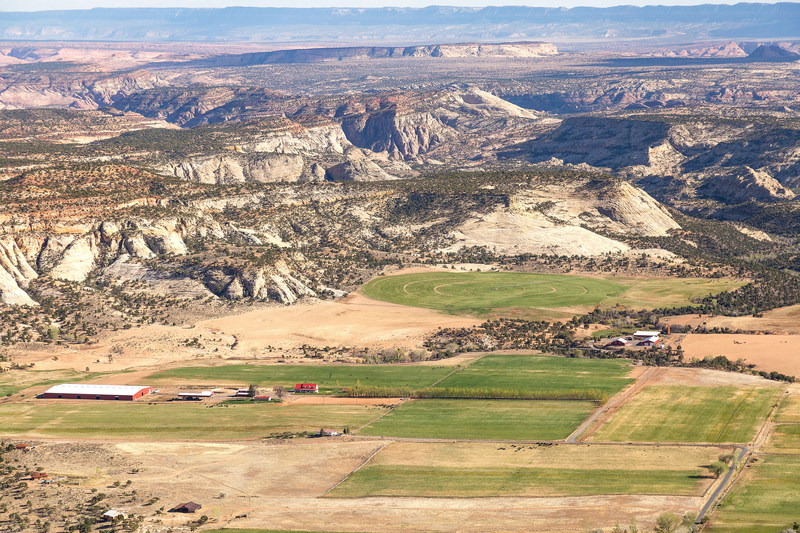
[747,44,800,61]
[205,42,559,66]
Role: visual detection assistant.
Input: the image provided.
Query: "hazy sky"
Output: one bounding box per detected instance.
[0,0,781,10]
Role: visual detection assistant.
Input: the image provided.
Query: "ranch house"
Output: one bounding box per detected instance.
[295,383,319,393]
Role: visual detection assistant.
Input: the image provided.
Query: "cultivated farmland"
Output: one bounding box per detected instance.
[437,354,633,396]
[0,402,384,440]
[707,455,800,533]
[357,399,594,440]
[361,272,742,316]
[330,441,728,498]
[147,363,453,391]
[591,386,781,443]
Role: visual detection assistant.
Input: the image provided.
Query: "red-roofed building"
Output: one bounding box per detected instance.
[295,383,319,393]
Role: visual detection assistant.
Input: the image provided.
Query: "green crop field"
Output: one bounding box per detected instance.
[438,354,633,396]
[0,402,383,440]
[361,272,742,316]
[591,386,780,443]
[147,364,452,391]
[330,465,709,498]
[707,455,800,533]
[766,424,800,453]
[358,399,594,440]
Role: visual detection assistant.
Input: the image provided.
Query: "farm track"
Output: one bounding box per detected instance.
[567,366,663,443]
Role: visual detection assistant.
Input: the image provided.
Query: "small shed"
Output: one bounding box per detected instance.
[102,510,128,521]
[295,383,319,393]
[234,389,251,397]
[170,502,202,513]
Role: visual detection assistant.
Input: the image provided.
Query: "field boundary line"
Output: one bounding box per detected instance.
[353,400,409,432]
[567,365,660,443]
[321,440,391,496]
[428,352,487,387]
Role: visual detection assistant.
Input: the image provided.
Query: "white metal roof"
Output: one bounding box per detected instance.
[640,336,661,342]
[178,391,213,397]
[44,384,150,396]
[634,331,661,337]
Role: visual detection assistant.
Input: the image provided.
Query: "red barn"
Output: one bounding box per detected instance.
[295,383,319,393]
[43,384,152,401]
[607,337,628,347]
[637,336,662,347]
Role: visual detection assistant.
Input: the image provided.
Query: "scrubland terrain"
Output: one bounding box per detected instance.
[1,32,800,533]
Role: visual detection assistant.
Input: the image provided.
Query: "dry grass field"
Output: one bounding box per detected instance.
[8,439,706,533]
[677,334,800,377]
[329,441,728,498]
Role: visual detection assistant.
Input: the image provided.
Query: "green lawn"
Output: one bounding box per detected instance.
[591,386,780,443]
[361,272,743,316]
[438,354,633,396]
[0,402,383,440]
[707,455,800,533]
[147,364,452,391]
[358,399,594,440]
[329,464,710,498]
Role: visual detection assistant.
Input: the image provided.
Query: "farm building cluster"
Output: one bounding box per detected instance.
[605,331,664,348]
[41,382,318,402]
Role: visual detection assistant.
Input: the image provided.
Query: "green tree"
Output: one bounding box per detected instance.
[654,512,680,533]
[708,460,728,478]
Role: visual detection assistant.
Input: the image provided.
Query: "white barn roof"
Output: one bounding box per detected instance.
[44,384,150,396]
[634,331,661,337]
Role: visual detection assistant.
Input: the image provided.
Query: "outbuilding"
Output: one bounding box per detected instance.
[178,391,214,400]
[295,383,319,393]
[170,502,202,513]
[43,384,152,401]
[102,510,128,521]
[607,337,628,347]
[633,330,661,340]
[638,336,661,347]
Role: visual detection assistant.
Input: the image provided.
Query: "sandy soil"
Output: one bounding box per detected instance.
[645,366,777,387]
[9,293,478,375]
[199,292,479,353]
[15,439,702,533]
[676,334,800,377]
[662,305,800,334]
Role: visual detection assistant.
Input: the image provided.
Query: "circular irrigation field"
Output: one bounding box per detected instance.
[361,272,628,315]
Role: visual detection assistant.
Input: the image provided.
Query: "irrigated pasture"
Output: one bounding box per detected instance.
[438,354,633,396]
[147,364,452,391]
[0,402,383,440]
[330,442,727,498]
[357,399,594,440]
[707,455,800,533]
[591,386,780,443]
[361,272,742,316]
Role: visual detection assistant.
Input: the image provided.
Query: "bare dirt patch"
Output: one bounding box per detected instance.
[8,438,701,532]
[663,305,800,334]
[676,334,800,377]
